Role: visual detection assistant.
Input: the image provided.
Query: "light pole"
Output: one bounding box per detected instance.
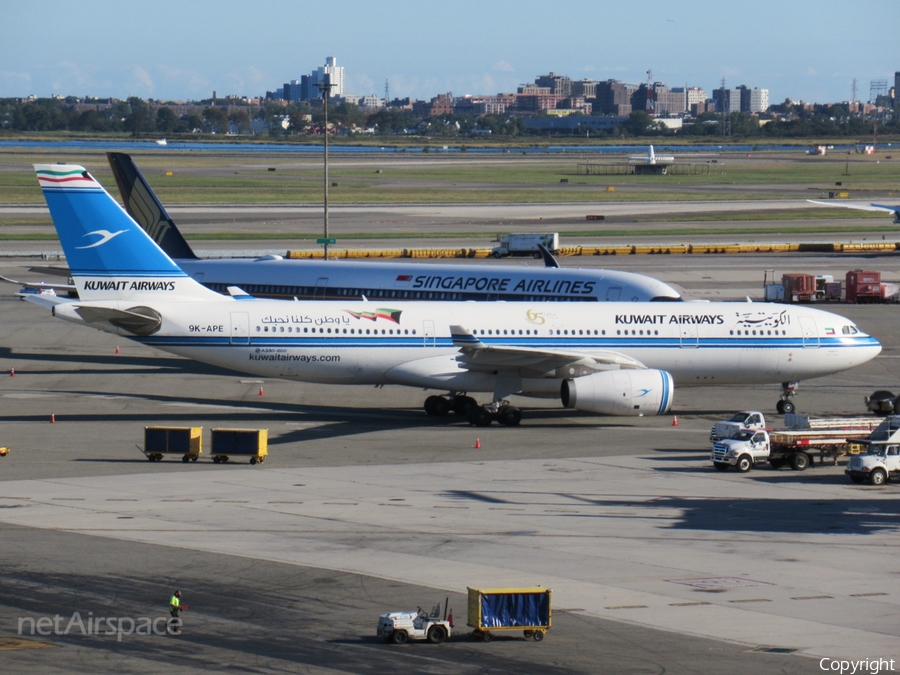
[317,75,336,260]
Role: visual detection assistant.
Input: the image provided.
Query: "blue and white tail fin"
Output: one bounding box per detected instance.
[35,164,223,303]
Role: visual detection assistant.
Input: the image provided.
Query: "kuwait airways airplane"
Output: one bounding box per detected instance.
[102,152,682,303]
[27,164,881,425]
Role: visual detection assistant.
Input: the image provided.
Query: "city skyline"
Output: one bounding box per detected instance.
[2,0,896,105]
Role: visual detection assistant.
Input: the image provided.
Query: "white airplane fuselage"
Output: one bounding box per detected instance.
[54,296,880,393]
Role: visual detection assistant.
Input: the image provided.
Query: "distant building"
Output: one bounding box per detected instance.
[713,87,741,113]
[592,80,635,116]
[737,85,769,113]
[283,80,302,103]
[358,95,383,109]
[571,79,597,99]
[535,72,572,97]
[517,84,552,96]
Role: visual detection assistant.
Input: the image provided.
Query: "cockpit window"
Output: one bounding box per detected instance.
[842,326,859,335]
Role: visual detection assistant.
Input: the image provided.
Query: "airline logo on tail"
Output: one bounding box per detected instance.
[77,229,127,249]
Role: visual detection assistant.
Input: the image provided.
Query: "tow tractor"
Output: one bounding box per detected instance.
[377,600,453,644]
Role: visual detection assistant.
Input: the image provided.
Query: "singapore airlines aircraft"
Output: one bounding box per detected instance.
[28,164,881,425]
[103,152,682,303]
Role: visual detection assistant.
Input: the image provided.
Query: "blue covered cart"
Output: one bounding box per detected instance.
[467,586,551,641]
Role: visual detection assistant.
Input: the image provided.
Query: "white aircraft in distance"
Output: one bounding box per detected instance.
[808,199,900,224]
[628,145,674,165]
[99,152,683,303]
[27,164,881,425]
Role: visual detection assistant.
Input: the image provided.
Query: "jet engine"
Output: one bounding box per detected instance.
[561,369,674,416]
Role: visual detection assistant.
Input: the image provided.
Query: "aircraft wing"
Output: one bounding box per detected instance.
[807,199,900,222]
[449,325,646,376]
[0,274,76,293]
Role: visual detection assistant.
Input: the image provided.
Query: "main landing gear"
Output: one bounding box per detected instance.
[776,381,799,415]
[423,394,522,427]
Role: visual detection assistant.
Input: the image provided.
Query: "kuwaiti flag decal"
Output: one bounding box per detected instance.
[36,167,99,189]
[825,327,835,335]
[344,308,403,324]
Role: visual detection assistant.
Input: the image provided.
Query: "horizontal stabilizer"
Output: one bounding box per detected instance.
[73,305,162,336]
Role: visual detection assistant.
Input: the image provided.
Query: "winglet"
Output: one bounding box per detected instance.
[450,325,485,349]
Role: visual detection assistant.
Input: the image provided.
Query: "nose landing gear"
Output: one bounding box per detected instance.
[776,381,799,414]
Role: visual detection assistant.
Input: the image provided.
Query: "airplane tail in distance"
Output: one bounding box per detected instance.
[34,164,222,303]
[106,152,198,260]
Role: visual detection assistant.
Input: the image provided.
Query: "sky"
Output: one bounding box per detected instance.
[2,0,897,105]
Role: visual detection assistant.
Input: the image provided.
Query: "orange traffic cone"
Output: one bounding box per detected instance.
[9,368,14,377]
[475,438,481,449]
[115,345,120,354]
[258,386,264,396]
[672,415,678,426]
[50,413,55,423]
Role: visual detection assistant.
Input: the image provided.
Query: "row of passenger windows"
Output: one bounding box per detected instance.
[254,326,800,337]
[210,283,590,302]
[258,326,417,335]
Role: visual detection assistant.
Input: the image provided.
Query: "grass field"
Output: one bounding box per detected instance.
[0,147,897,207]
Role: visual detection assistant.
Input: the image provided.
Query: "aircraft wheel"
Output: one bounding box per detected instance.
[776,400,785,414]
[498,406,522,426]
[469,407,493,427]
[453,396,477,416]
[780,400,795,414]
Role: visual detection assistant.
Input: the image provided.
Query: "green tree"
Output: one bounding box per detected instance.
[202,106,229,133]
[228,109,252,134]
[155,107,179,134]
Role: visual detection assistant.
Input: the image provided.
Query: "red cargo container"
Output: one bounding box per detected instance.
[781,273,816,302]
[846,270,882,304]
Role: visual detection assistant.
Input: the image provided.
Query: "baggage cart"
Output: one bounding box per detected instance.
[143,426,202,463]
[211,428,268,464]
[467,586,551,641]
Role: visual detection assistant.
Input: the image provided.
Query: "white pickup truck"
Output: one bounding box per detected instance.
[709,411,766,442]
[711,429,814,472]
